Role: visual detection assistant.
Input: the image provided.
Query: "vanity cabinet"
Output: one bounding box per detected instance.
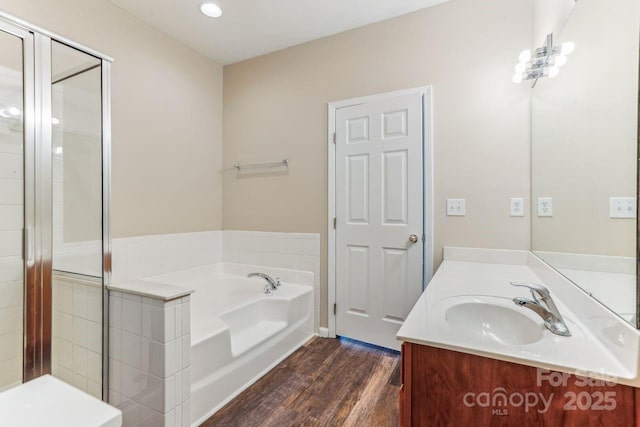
[399,342,638,426]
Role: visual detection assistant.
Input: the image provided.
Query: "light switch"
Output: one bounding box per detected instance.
[447,199,466,216]
[510,198,525,217]
[537,197,552,217]
[609,197,636,219]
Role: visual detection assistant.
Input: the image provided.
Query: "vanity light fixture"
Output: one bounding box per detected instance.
[200,2,222,18]
[512,34,575,85]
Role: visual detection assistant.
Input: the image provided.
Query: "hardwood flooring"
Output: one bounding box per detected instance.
[201,337,401,427]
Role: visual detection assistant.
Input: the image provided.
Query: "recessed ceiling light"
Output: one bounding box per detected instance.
[200,3,222,18]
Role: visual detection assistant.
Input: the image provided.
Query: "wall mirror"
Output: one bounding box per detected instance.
[531,0,640,327]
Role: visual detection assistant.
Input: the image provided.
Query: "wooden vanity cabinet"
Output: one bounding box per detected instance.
[399,342,639,426]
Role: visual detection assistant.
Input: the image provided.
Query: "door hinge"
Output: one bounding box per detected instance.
[333,303,337,315]
[333,132,336,144]
[333,217,337,229]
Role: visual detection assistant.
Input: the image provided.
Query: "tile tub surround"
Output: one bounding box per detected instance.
[108,288,192,427]
[51,273,103,398]
[111,231,223,283]
[111,230,321,332]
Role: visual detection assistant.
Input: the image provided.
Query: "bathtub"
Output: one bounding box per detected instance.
[147,263,314,426]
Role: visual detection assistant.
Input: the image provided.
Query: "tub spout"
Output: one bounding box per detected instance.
[248,272,280,291]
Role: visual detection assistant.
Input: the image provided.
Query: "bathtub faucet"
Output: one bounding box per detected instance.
[248,272,281,293]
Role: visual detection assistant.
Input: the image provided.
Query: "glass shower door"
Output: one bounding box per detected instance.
[0,26,27,392]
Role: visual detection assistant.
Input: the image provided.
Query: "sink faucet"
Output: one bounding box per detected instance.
[510,282,571,337]
[248,272,281,294]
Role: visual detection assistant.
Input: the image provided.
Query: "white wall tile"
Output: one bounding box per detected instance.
[163,306,175,342]
[88,379,102,399]
[120,398,142,427]
[122,298,142,336]
[72,317,88,347]
[121,364,143,400]
[87,321,102,353]
[180,302,190,337]
[164,375,176,412]
[181,367,190,402]
[110,360,122,393]
[122,331,142,370]
[181,400,190,427]
[72,285,88,319]
[72,345,88,377]
[87,350,102,383]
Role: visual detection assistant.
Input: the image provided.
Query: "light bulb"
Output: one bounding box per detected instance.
[7,107,20,116]
[51,117,60,125]
[548,66,560,78]
[554,55,567,67]
[200,3,222,18]
[515,62,527,73]
[518,50,531,63]
[561,42,575,55]
[512,73,523,84]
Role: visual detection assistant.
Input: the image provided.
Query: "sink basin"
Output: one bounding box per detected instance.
[443,297,544,345]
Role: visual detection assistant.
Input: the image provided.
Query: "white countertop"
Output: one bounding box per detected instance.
[397,248,640,387]
[0,375,122,427]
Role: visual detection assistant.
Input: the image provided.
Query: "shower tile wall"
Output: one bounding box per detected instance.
[51,274,103,398]
[0,102,23,392]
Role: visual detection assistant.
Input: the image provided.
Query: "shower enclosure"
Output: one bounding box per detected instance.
[0,12,111,399]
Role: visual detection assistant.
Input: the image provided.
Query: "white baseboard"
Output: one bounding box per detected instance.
[318,327,329,338]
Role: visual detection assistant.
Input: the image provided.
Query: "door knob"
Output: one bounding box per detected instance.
[409,234,419,243]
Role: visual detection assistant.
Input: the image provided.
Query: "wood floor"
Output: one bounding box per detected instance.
[201,337,401,427]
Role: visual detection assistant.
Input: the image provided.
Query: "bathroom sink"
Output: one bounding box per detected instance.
[432,295,545,346]
[445,300,544,345]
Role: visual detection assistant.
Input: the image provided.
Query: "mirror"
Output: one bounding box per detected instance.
[531,0,640,326]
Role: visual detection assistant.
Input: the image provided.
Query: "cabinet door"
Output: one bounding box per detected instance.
[405,343,636,426]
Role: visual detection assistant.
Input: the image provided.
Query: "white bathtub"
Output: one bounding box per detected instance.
[147,263,314,426]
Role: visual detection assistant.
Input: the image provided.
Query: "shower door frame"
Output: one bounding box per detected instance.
[0,10,113,401]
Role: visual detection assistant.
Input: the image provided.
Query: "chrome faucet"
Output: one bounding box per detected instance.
[248,272,281,294]
[510,282,571,337]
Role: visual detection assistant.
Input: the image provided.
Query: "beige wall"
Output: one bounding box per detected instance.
[1,0,224,238]
[531,0,640,257]
[223,0,533,327]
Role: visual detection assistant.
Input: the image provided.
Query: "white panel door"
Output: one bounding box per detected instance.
[335,92,423,350]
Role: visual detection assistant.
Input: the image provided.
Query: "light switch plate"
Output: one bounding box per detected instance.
[510,197,525,217]
[447,199,466,216]
[537,197,552,217]
[609,197,636,219]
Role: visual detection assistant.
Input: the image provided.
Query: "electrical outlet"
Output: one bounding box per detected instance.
[537,197,552,217]
[609,197,636,219]
[447,199,466,216]
[510,198,525,217]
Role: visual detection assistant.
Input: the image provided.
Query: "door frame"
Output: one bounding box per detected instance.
[327,86,434,339]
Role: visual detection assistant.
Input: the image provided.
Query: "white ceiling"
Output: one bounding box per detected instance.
[108,0,450,65]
